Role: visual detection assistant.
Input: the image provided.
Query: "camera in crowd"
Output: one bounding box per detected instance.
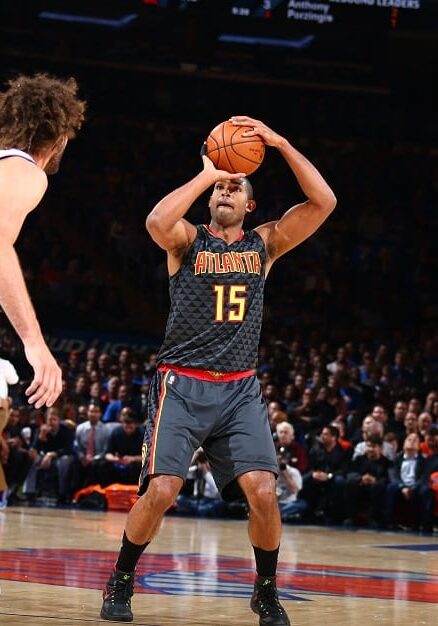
[277,446,287,472]
[193,449,208,465]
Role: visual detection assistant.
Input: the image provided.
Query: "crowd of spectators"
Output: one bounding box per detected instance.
[1,337,438,532]
[1,47,437,531]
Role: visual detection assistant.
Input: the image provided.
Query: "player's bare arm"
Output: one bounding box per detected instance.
[231,116,336,271]
[0,158,61,408]
[146,155,245,261]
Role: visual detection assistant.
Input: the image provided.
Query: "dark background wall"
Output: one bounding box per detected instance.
[1,1,437,352]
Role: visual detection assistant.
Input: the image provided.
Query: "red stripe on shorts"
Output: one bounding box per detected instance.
[158,364,255,382]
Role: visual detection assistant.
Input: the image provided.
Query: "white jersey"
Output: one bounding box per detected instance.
[0,148,36,164]
[0,358,19,399]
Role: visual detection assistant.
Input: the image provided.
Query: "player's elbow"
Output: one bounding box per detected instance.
[318,191,337,215]
[145,211,160,235]
[329,192,337,212]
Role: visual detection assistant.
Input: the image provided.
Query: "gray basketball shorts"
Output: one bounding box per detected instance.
[138,366,278,501]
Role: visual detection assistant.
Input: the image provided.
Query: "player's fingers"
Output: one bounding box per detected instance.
[27,383,49,408]
[241,128,261,137]
[27,367,52,408]
[229,115,260,125]
[46,371,62,407]
[25,378,41,397]
[41,366,61,408]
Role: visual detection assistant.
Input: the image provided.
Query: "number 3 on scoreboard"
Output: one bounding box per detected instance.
[213,285,247,322]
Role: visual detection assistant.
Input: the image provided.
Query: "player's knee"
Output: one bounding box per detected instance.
[148,475,182,510]
[243,473,277,510]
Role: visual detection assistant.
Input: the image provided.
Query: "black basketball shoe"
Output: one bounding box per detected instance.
[100,569,134,622]
[250,576,291,626]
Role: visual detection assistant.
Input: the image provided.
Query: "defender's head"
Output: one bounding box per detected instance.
[0,73,86,174]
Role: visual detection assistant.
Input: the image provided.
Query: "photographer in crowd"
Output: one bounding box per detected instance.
[276,444,307,522]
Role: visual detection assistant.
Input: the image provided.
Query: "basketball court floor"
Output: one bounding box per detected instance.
[0,507,437,625]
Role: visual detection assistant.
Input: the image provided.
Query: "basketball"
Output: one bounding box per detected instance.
[205,120,265,176]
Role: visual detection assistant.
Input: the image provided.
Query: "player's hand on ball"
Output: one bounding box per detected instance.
[230,116,283,148]
[201,151,245,182]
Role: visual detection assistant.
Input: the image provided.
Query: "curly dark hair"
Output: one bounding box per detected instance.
[0,73,86,155]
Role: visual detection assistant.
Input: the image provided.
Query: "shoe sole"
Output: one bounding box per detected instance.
[100,608,133,622]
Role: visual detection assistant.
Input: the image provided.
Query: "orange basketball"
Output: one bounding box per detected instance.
[205,120,265,176]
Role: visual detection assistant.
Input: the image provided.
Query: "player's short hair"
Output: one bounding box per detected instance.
[242,177,253,200]
[0,73,86,155]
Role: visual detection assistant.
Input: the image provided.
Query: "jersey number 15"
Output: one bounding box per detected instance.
[213,285,247,323]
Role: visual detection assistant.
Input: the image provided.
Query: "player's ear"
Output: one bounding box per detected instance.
[246,199,256,213]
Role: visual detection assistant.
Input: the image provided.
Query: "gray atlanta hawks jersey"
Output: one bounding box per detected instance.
[157,224,266,372]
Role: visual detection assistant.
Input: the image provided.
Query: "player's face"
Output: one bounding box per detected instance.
[209,179,252,227]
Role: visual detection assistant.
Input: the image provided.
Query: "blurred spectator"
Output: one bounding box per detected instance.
[384,434,431,531]
[326,347,350,375]
[392,351,412,387]
[314,387,337,425]
[384,432,399,459]
[302,426,350,524]
[353,420,396,461]
[23,407,75,504]
[0,358,19,507]
[408,398,423,416]
[424,391,438,414]
[74,403,110,488]
[344,434,392,528]
[404,412,419,438]
[290,388,326,437]
[3,407,32,503]
[276,450,307,523]
[371,404,389,430]
[102,384,130,423]
[418,412,433,441]
[275,422,308,474]
[333,420,353,451]
[419,426,437,457]
[326,376,347,420]
[419,426,438,531]
[67,375,90,407]
[388,400,408,440]
[99,414,143,486]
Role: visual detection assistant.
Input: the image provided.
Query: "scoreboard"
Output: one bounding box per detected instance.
[155,0,437,30]
[4,1,436,34]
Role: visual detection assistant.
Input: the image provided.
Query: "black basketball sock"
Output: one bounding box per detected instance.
[115,532,149,573]
[252,545,280,578]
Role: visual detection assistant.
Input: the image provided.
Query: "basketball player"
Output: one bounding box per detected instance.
[101,115,336,625]
[0,73,85,408]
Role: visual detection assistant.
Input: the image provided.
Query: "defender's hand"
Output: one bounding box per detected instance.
[24,341,62,408]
